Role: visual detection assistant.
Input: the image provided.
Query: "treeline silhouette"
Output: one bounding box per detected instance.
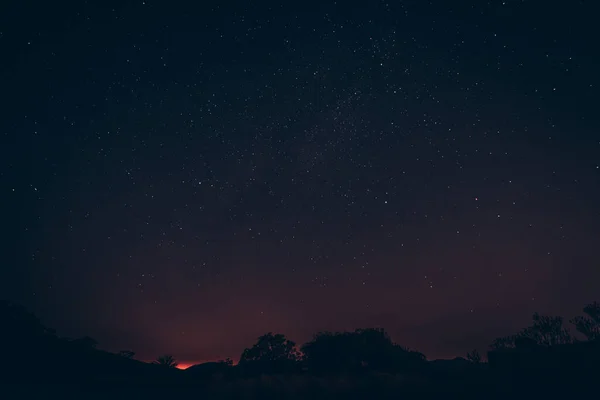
[1,299,599,399]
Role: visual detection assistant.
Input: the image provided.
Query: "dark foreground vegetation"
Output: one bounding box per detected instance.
[1,300,599,399]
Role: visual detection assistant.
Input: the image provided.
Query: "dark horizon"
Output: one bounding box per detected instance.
[20,300,594,366]
[2,0,598,368]
[2,297,598,370]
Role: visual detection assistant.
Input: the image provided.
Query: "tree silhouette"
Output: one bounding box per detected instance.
[118,350,135,359]
[154,354,178,368]
[239,332,300,374]
[352,328,400,371]
[301,331,358,374]
[490,312,571,349]
[522,313,572,346]
[570,301,600,341]
[302,328,425,374]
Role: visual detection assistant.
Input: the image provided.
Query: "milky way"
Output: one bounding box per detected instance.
[2,0,599,365]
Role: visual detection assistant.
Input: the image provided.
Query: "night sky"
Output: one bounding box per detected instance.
[2,0,599,367]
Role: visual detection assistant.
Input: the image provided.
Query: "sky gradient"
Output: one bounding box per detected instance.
[2,0,599,365]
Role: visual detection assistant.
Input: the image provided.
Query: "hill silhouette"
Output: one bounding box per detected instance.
[1,299,599,399]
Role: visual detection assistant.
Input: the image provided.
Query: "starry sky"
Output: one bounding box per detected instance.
[2,0,599,366]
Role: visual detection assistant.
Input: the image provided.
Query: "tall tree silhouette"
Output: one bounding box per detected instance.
[238,332,300,374]
[154,354,178,368]
[570,301,600,341]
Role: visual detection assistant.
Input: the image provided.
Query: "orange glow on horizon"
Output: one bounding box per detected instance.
[143,360,197,369]
[143,358,237,369]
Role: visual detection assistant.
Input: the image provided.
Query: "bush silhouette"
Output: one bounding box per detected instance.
[118,350,136,359]
[571,301,600,341]
[154,354,178,368]
[466,349,482,364]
